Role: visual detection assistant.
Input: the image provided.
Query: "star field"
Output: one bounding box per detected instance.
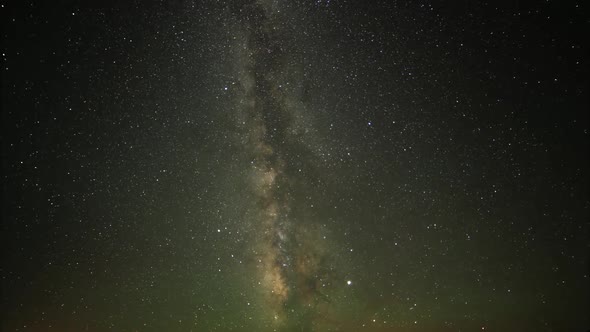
[2,1,589,332]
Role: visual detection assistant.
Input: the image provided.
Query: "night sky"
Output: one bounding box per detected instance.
[2,1,589,332]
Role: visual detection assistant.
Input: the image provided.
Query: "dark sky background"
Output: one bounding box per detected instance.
[2,1,589,331]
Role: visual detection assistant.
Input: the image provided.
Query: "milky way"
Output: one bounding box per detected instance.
[232,0,339,327]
